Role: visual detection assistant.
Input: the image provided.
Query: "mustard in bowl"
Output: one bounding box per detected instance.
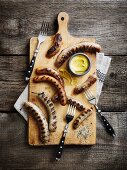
[68,53,91,76]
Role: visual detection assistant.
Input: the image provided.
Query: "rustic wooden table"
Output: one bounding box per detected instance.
[0,1,127,169]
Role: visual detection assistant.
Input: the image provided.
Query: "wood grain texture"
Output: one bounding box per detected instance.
[0,112,127,170]
[98,55,127,111]
[0,0,127,169]
[0,55,27,112]
[0,0,127,55]
[0,55,126,112]
[29,12,97,145]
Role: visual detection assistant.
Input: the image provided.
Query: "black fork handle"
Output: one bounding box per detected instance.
[25,55,36,82]
[95,105,116,137]
[25,46,39,82]
[56,124,68,161]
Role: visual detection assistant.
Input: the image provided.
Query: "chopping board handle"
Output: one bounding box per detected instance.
[57,12,69,35]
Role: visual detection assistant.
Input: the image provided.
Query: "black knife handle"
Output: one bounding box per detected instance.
[56,124,68,161]
[95,105,116,137]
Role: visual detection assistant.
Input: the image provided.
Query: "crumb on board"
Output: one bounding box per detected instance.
[77,125,92,140]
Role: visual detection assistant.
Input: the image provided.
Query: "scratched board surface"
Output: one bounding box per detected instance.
[29,12,96,145]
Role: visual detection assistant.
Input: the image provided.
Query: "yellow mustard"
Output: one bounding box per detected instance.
[59,68,73,85]
[70,55,89,75]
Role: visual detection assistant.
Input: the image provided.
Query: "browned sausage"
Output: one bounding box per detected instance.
[33,75,67,106]
[24,102,49,143]
[74,73,97,94]
[55,42,101,68]
[51,94,86,112]
[73,107,93,129]
[46,33,62,58]
[67,98,86,111]
[37,92,57,132]
[36,67,64,86]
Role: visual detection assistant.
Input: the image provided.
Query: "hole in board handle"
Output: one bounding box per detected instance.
[61,17,64,21]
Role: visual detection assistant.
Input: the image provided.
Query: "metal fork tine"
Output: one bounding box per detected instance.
[69,105,73,115]
[45,22,48,34]
[67,104,71,114]
[40,21,44,32]
[72,106,76,116]
[44,21,47,35]
[87,89,95,100]
[67,105,76,116]
[88,89,94,98]
[45,23,47,35]
[39,21,49,35]
[46,22,49,35]
[85,90,90,99]
[87,89,92,99]
[41,21,45,35]
[72,106,74,115]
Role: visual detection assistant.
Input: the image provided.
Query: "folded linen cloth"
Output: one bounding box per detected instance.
[14,53,111,121]
[96,53,111,103]
[14,85,28,120]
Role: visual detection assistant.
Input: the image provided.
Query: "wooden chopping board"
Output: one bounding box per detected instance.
[29,12,96,145]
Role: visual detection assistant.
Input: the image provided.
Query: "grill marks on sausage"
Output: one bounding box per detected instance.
[73,107,93,129]
[33,75,67,106]
[46,33,62,58]
[23,102,49,143]
[37,92,57,132]
[74,73,97,94]
[55,42,101,68]
[67,98,86,111]
[36,68,64,87]
[51,93,86,112]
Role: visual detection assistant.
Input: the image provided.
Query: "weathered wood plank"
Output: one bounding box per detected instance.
[0,55,27,112]
[0,55,127,112]
[0,0,127,55]
[98,55,127,111]
[0,112,127,170]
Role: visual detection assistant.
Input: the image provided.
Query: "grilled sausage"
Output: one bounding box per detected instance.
[46,33,62,58]
[55,42,101,68]
[37,92,57,132]
[33,75,67,106]
[51,94,86,112]
[73,107,93,129]
[24,102,49,143]
[67,98,86,111]
[74,73,97,94]
[36,67,64,86]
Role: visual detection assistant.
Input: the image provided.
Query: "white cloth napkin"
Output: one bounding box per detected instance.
[14,53,111,121]
[96,53,111,103]
[14,85,28,120]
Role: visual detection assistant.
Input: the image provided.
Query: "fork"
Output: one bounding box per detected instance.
[56,104,76,161]
[84,89,116,137]
[25,21,49,82]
